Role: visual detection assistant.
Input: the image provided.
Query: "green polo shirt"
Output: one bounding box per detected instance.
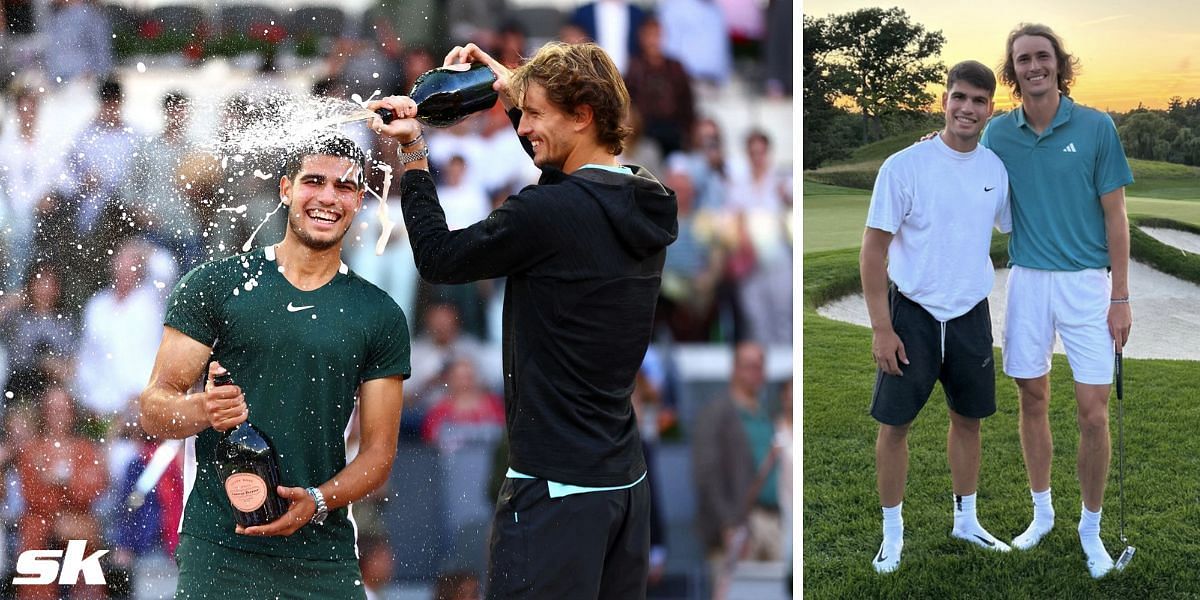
[981,95,1133,271]
[165,246,410,562]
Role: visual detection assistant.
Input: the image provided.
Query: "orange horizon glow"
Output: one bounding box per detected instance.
[804,0,1200,113]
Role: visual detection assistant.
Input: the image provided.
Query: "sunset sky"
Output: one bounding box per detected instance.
[803,0,1200,112]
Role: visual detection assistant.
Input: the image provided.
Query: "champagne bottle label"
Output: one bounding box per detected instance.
[224,472,269,512]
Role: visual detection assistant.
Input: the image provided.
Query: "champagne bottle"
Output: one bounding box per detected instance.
[374,62,498,128]
[212,372,287,527]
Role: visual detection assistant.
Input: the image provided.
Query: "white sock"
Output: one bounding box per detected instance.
[874,503,903,574]
[1079,505,1114,578]
[1013,488,1055,550]
[950,493,1011,552]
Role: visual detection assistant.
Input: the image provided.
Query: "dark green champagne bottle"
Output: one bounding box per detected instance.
[375,62,499,128]
[212,372,288,527]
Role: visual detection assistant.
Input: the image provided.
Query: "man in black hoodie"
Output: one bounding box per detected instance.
[371,41,677,599]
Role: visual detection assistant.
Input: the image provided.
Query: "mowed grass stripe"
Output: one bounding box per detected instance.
[803,248,1200,598]
[803,181,1200,253]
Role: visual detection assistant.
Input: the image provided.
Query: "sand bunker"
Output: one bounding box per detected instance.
[817,260,1200,361]
[1141,227,1200,255]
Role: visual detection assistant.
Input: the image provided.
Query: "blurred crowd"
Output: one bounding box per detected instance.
[0,0,792,597]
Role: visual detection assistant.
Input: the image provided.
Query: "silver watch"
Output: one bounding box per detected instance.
[305,487,328,525]
[397,144,430,165]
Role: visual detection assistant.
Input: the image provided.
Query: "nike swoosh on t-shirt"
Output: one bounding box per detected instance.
[287,303,315,312]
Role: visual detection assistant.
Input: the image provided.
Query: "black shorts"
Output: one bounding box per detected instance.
[486,477,650,599]
[869,286,996,426]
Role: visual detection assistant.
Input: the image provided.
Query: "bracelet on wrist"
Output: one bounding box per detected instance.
[400,133,424,148]
[1110,296,1130,304]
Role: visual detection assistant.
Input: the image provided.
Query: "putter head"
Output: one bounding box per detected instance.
[1114,546,1136,571]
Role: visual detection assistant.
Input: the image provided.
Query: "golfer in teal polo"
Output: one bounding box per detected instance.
[981,23,1134,579]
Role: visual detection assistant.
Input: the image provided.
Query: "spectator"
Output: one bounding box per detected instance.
[655,164,725,342]
[109,437,184,595]
[763,0,792,97]
[14,386,107,600]
[42,0,112,85]
[445,0,507,49]
[659,0,732,87]
[73,238,165,420]
[401,46,438,92]
[124,91,204,270]
[475,104,540,204]
[0,264,76,402]
[0,84,66,288]
[169,149,246,264]
[625,15,696,156]
[435,155,491,231]
[726,130,792,346]
[359,534,395,600]
[683,117,729,212]
[432,569,482,600]
[558,21,589,45]
[0,402,37,579]
[692,342,782,587]
[493,20,527,70]
[568,0,646,74]
[407,302,494,410]
[346,134,420,320]
[775,377,793,593]
[631,348,670,587]
[421,357,505,451]
[325,37,405,99]
[619,108,664,178]
[61,76,139,238]
[714,0,766,55]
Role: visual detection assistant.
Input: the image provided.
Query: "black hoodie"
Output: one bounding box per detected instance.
[399,135,677,487]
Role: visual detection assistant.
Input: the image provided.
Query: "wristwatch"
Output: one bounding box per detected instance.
[305,487,328,525]
[397,144,430,165]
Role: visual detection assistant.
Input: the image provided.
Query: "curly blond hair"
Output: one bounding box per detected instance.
[510,42,631,155]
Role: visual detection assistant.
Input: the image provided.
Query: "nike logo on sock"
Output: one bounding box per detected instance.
[876,551,888,562]
[974,534,995,547]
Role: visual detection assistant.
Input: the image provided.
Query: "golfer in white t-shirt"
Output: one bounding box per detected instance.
[859,60,1013,574]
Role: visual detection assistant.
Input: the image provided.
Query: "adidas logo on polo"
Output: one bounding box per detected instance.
[1063,143,1078,153]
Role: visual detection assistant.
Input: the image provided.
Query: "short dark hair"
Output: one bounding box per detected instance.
[946,60,997,97]
[98,77,122,103]
[283,131,368,190]
[1000,23,1078,99]
[163,90,189,111]
[510,42,631,155]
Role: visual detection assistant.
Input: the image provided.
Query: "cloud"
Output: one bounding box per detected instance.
[1078,14,1131,27]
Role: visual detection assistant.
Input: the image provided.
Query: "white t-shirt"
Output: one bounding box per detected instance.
[865,135,1012,322]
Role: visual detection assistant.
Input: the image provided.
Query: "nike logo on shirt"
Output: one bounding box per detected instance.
[286,302,315,312]
[984,186,996,192]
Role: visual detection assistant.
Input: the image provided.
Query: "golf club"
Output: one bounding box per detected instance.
[1114,352,1136,571]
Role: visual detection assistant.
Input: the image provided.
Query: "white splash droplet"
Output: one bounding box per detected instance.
[136,62,147,73]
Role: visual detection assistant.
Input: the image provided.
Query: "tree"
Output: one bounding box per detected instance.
[802,14,857,169]
[821,7,945,144]
[1119,111,1173,161]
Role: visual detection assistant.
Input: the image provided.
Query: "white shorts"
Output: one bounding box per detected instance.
[1002,266,1115,385]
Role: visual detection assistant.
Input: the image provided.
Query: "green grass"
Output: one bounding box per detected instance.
[808,138,1200,200]
[802,246,1200,599]
[803,182,1200,253]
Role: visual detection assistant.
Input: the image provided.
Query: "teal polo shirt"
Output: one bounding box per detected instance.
[981,95,1133,271]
